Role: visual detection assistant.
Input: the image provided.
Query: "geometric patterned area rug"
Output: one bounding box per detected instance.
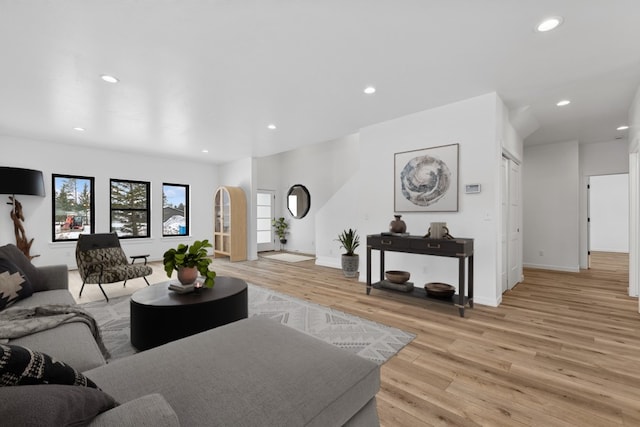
[82,283,415,365]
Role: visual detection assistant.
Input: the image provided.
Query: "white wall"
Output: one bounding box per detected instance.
[256,133,360,256]
[578,139,629,267]
[523,140,580,272]
[589,174,629,252]
[0,135,218,268]
[358,93,502,307]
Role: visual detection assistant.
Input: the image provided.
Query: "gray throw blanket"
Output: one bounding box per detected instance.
[0,304,110,359]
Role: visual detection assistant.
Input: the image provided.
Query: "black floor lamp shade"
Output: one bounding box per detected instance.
[0,167,45,196]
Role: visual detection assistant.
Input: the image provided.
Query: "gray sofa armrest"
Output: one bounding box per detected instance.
[37,264,69,290]
[89,394,180,427]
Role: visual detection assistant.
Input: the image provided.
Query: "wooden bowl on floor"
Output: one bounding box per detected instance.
[424,282,455,299]
[385,270,410,284]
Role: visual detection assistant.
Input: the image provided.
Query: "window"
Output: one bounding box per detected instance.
[162,183,189,236]
[52,174,95,241]
[110,179,150,238]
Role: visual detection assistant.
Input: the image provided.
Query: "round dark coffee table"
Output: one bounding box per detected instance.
[130,276,248,350]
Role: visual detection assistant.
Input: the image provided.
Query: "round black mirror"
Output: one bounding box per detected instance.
[287,184,311,219]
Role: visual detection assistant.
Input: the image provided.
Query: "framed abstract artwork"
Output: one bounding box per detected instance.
[394,143,459,212]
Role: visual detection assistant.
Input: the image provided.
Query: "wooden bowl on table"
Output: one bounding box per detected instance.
[424,282,455,299]
[385,270,410,284]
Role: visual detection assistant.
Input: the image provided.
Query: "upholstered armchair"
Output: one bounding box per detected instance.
[76,233,152,302]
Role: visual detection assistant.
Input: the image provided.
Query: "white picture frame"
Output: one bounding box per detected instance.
[394,143,459,212]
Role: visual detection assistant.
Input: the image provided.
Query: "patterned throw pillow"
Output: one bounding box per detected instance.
[0,258,33,310]
[0,344,99,388]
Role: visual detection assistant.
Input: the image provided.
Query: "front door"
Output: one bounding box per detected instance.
[257,190,275,252]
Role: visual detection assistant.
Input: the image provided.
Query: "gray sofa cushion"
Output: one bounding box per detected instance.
[90,394,180,427]
[10,321,106,372]
[0,384,117,427]
[36,265,69,291]
[11,289,76,307]
[8,290,106,372]
[86,317,380,426]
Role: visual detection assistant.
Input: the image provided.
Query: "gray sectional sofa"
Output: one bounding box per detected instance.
[0,244,381,426]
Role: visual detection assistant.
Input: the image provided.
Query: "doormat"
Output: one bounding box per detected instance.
[262,253,316,263]
[82,283,415,365]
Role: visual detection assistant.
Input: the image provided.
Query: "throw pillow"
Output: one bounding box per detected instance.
[0,258,33,310]
[0,245,45,292]
[0,344,98,388]
[0,384,118,427]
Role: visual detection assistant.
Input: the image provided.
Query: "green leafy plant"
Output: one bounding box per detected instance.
[272,217,289,240]
[163,239,216,288]
[337,229,360,256]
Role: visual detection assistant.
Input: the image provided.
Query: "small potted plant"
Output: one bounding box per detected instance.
[337,228,360,278]
[163,239,216,287]
[272,217,289,245]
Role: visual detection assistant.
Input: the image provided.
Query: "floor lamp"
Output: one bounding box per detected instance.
[0,166,45,260]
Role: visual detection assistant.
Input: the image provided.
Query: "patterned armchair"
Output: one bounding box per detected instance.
[76,233,152,302]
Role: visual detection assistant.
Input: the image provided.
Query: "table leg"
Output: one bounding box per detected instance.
[457,256,465,317]
[468,255,474,308]
[366,245,372,295]
[379,250,385,283]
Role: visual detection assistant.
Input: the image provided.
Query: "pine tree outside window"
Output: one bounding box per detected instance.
[52,174,95,241]
[110,179,150,238]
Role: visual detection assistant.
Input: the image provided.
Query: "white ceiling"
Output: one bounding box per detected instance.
[1,1,639,164]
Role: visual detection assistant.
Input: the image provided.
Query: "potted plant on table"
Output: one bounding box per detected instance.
[163,239,216,287]
[272,217,289,248]
[337,228,360,278]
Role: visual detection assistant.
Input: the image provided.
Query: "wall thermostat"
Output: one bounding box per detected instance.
[465,184,481,194]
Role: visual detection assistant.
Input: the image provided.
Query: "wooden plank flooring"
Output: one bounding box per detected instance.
[209,251,640,426]
[71,251,640,426]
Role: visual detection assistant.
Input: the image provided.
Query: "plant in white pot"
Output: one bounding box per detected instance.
[337,228,360,278]
[163,239,216,287]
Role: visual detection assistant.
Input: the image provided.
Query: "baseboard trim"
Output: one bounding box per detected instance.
[473,295,500,307]
[315,256,341,270]
[523,263,580,273]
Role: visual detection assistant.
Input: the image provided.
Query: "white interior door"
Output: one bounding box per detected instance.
[256,190,275,252]
[589,174,629,253]
[501,156,509,293]
[508,160,522,289]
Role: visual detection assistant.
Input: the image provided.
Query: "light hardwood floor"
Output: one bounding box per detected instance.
[70,251,640,426]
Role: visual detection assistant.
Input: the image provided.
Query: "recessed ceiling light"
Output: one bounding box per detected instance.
[556,100,571,107]
[267,124,277,130]
[536,16,563,32]
[202,149,209,153]
[364,86,376,95]
[617,125,629,131]
[73,127,85,132]
[100,74,119,83]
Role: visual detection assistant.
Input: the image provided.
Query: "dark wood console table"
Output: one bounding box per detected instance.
[366,234,474,317]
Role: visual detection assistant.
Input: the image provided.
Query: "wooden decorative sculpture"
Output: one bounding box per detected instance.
[8,196,39,260]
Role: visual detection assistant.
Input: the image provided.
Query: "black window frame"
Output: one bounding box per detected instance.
[110,178,151,239]
[51,174,96,242]
[162,183,190,237]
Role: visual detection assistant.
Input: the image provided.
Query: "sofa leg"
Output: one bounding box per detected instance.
[123,279,127,287]
[98,283,109,302]
[143,276,150,286]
